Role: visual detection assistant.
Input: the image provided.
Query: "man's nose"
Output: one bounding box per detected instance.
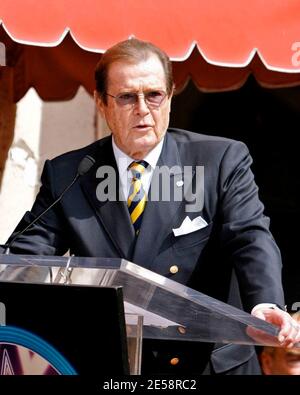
[134,94,150,115]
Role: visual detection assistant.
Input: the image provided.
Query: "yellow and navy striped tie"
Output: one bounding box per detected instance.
[127,160,149,234]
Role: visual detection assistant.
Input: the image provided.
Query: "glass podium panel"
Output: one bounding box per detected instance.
[0,254,297,349]
[125,314,143,375]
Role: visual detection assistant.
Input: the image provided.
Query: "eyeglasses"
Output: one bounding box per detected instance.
[106,90,167,108]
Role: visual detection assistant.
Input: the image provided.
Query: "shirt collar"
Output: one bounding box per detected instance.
[112,136,165,177]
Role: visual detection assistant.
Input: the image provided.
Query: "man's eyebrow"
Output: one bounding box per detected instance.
[118,87,165,92]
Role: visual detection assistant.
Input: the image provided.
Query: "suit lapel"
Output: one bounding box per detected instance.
[80,137,135,259]
[133,133,193,268]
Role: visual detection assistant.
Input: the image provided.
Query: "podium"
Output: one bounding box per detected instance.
[0,254,291,375]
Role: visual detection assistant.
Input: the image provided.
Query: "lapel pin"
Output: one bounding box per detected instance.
[176,180,184,187]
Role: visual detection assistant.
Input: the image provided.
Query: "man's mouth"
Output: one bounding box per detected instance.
[133,124,152,130]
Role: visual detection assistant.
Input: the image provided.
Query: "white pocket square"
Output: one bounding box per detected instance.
[172,216,208,237]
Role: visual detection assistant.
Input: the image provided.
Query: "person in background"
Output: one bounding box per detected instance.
[260,312,300,375]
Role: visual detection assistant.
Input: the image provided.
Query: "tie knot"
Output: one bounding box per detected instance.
[129,160,149,178]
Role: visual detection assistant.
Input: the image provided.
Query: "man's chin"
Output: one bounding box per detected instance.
[129,143,157,159]
[134,136,159,149]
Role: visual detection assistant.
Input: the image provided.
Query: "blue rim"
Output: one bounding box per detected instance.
[0,326,77,375]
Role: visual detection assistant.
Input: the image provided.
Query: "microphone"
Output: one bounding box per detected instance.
[3,154,96,254]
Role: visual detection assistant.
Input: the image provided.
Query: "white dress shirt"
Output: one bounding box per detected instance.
[112,136,164,200]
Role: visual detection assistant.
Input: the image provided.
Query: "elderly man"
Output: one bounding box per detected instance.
[3,38,300,374]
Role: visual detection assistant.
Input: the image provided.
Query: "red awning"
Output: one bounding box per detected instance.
[1,0,300,101]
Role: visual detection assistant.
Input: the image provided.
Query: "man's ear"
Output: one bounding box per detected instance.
[94,90,105,117]
[169,84,175,99]
[260,351,273,375]
[168,84,175,113]
[167,84,175,114]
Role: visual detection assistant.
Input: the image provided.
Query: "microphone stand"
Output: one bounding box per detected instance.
[53,255,74,285]
[3,174,80,255]
[3,153,96,255]
[0,154,95,284]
